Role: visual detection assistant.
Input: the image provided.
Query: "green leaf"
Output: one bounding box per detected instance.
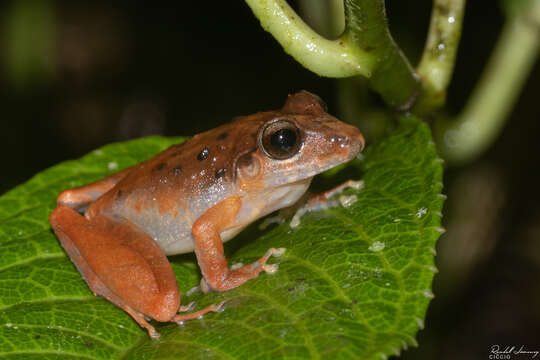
[0,119,444,359]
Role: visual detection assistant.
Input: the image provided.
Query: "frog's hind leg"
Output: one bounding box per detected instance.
[57,167,132,212]
[50,205,194,338]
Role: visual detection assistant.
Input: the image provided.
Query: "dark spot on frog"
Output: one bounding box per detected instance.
[217,132,228,140]
[154,162,166,171]
[173,165,182,175]
[83,343,94,348]
[288,287,294,292]
[197,147,209,160]
[35,335,41,339]
[343,230,353,235]
[215,168,227,178]
[351,299,358,305]
[117,190,123,198]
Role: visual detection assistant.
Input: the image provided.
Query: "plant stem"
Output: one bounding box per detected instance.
[244,0,376,78]
[435,2,540,164]
[416,0,466,113]
[343,0,420,108]
[244,0,421,109]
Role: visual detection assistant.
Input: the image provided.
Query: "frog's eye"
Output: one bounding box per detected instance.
[261,120,302,160]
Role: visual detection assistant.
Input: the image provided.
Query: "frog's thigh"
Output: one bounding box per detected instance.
[57,168,130,211]
[50,206,180,325]
[192,196,281,292]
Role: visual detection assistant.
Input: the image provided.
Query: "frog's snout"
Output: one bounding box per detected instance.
[328,121,365,160]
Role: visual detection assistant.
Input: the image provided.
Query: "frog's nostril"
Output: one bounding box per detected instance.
[329,135,347,143]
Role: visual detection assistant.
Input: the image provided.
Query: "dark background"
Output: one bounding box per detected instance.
[1,1,539,358]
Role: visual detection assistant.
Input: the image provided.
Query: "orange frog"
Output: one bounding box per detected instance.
[49,91,364,338]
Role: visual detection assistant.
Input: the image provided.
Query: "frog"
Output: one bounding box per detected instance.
[49,90,365,339]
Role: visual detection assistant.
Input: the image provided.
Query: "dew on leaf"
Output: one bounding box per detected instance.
[416,207,428,218]
[369,241,385,252]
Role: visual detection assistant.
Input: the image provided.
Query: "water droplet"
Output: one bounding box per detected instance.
[416,207,428,218]
[368,241,385,252]
[108,162,118,171]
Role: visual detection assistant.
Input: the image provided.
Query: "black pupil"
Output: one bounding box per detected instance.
[270,128,296,151]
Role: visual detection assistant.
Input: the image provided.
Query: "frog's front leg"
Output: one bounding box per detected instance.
[50,205,222,339]
[192,196,285,292]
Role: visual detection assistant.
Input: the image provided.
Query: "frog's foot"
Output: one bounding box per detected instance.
[172,301,226,324]
[290,180,363,228]
[200,248,286,292]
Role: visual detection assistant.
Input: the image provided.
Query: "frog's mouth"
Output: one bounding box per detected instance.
[263,147,362,189]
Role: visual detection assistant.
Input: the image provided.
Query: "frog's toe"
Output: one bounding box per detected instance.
[178,301,196,312]
[148,327,161,340]
[262,263,279,274]
[216,301,227,312]
[172,301,226,324]
[272,247,286,257]
[264,247,287,258]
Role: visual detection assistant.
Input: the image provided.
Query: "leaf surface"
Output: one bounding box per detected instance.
[0,119,443,359]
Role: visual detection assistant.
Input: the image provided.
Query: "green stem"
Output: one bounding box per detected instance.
[416,0,466,113]
[244,0,376,78]
[343,0,420,108]
[244,0,421,109]
[436,2,540,164]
